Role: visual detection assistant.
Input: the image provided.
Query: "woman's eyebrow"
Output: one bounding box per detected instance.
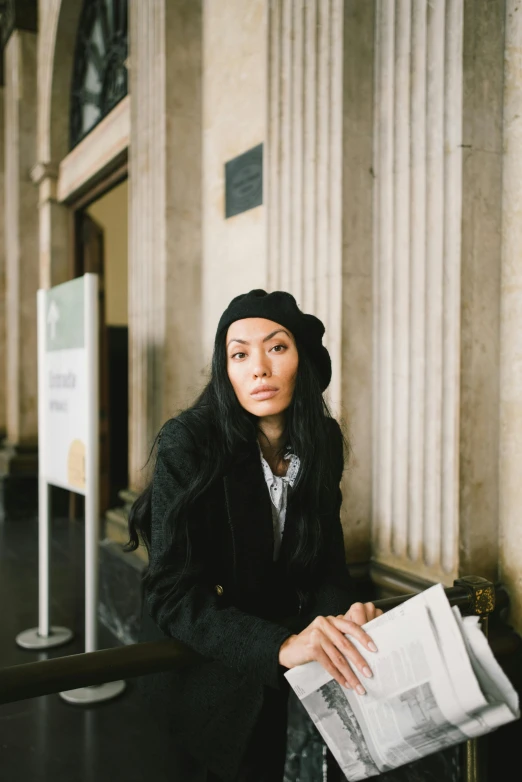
[227,329,290,348]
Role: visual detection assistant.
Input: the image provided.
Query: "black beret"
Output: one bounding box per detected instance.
[216,289,332,392]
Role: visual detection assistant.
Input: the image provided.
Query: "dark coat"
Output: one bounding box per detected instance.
[136,411,359,781]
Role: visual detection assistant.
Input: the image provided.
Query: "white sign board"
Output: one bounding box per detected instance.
[38,275,98,495]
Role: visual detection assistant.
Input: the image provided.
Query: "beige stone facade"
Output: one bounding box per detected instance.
[0,84,5,443]
[2,0,522,633]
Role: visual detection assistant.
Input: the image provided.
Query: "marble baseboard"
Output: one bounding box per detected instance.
[0,473,38,521]
[98,537,146,645]
[0,444,39,522]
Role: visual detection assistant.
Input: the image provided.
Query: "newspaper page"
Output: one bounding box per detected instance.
[285,585,519,781]
[452,608,519,732]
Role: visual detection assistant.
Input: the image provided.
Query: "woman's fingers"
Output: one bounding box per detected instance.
[307,626,365,692]
[326,615,378,654]
[311,616,375,687]
[364,602,384,620]
[327,617,375,675]
[318,633,367,694]
[345,601,382,625]
[346,602,368,625]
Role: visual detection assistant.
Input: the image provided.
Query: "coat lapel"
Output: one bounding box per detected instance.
[222,440,275,593]
[278,487,299,566]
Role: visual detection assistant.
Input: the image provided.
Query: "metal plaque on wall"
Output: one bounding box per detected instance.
[225,143,263,219]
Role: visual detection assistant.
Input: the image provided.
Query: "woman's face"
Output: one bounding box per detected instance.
[226,317,299,417]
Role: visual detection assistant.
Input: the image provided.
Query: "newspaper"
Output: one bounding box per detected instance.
[284,584,520,780]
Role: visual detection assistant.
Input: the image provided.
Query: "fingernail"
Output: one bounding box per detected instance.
[368,642,378,653]
[362,666,372,678]
[356,684,366,696]
[344,681,352,689]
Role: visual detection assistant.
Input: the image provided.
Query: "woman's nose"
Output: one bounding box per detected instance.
[252,354,271,378]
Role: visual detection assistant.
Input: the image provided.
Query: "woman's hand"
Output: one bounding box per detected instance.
[344,600,383,625]
[278,602,382,695]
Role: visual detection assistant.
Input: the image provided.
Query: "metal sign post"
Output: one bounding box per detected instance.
[16,275,125,704]
[15,292,73,651]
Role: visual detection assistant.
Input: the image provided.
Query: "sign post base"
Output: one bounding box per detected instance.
[59,680,126,705]
[16,626,73,650]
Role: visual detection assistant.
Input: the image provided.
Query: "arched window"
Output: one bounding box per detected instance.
[70,0,128,149]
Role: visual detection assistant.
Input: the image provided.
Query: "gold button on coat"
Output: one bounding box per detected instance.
[214,584,224,597]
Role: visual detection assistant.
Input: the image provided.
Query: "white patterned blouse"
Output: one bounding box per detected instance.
[257,440,300,561]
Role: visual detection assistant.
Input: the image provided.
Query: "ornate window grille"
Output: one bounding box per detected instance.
[70,0,128,149]
[0,1,38,85]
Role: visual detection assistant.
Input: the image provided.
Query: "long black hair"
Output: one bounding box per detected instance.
[124,326,349,592]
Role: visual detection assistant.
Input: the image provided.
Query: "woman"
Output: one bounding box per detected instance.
[125,289,382,782]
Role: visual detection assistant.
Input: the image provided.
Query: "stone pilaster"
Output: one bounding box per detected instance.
[267,2,377,559]
[499,0,522,635]
[30,162,69,290]
[0,30,39,520]
[128,0,202,492]
[0,87,5,443]
[267,0,344,416]
[372,0,464,583]
[459,0,505,582]
[340,1,375,561]
[35,0,81,290]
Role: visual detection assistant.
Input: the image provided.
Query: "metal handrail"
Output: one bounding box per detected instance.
[0,576,503,782]
[0,576,497,707]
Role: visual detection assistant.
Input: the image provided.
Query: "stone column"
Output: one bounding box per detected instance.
[128,0,202,493]
[0,86,5,444]
[499,0,522,635]
[341,1,376,561]
[267,0,344,416]
[459,0,505,582]
[35,0,80,290]
[30,162,69,290]
[267,1,375,560]
[0,30,39,520]
[372,0,464,583]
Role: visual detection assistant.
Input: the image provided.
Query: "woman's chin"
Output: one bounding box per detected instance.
[246,399,289,417]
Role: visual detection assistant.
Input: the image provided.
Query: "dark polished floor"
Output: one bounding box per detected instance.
[2,514,521,782]
[0,515,175,782]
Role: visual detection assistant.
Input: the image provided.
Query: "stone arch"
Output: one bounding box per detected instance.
[38,0,84,165]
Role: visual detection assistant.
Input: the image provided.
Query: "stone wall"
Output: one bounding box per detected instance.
[23,0,522,635]
[0,88,5,440]
[500,0,522,634]
[4,30,39,446]
[201,0,268,366]
[128,0,203,489]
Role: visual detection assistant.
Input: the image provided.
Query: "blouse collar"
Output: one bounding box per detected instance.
[256,440,300,487]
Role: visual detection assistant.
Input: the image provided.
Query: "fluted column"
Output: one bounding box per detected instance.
[459,0,505,583]
[267,0,344,415]
[128,2,166,489]
[30,162,69,289]
[0,30,39,519]
[128,0,202,491]
[3,30,39,447]
[35,0,80,289]
[372,0,463,582]
[0,87,5,442]
[499,0,522,634]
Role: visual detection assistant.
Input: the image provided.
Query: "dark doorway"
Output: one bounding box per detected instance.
[72,183,129,518]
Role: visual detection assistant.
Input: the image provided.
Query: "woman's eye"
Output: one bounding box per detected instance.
[231,345,286,360]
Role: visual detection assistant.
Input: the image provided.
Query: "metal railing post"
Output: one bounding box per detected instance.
[454,576,496,782]
[0,576,510,782]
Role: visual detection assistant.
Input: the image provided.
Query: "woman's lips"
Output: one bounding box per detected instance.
[250,389,279,400]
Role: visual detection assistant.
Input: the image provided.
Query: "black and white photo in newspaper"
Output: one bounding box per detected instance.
[285,585,519,780]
